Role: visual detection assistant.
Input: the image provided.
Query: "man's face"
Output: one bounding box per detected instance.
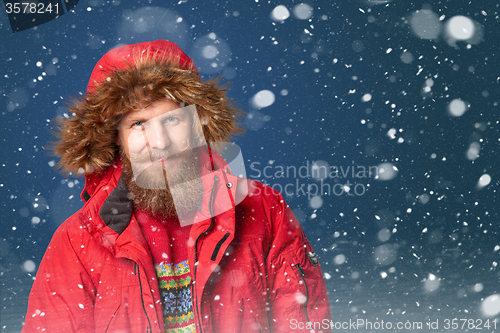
[116,98,205,218]
[117,98,198,189]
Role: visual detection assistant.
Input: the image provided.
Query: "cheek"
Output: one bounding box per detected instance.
[126,131,149,155]
[173,124,193,147]
[189,119,205,147]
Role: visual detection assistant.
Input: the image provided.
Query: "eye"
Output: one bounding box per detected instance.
[132,121,144,127]
[164,117,179,124]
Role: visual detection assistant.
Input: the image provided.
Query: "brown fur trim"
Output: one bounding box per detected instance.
[51,57,245,176]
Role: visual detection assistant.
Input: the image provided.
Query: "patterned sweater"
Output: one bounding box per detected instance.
[136,209,196,333]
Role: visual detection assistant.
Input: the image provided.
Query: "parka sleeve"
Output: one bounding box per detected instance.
[265,194,332,332]
[22,223,96,333]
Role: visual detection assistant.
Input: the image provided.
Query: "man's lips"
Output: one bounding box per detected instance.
[151,157,179,164]
[132,151,187,166]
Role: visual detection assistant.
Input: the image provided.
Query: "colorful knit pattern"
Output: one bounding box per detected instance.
[165,324,196,333]
[156,259,196,333]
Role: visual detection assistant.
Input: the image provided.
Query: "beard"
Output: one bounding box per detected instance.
[120,146,204,219]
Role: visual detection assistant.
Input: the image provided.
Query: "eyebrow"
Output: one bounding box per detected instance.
[126,117,148,124]
[125,109,186,124]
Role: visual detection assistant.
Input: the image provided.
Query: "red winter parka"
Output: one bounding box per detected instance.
[22,155,332,333]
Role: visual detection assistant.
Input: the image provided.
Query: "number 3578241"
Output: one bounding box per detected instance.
[443,319,497,330]
[5,2,59,14]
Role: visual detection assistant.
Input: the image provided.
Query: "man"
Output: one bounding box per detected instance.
[23,40,331,333]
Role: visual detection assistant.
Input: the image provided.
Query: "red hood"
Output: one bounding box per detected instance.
[87,40,197,94]
[53,39,244,177]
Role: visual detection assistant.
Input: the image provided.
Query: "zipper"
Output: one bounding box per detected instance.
[294,263,311,323]
[193,174,219,333]
[135,263,152,333]
[210,232,231,261]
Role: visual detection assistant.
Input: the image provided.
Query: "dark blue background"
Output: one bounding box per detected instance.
[1,0,499,332]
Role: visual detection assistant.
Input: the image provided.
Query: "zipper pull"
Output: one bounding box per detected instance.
[307,251,319,266]
[295,263,306,277]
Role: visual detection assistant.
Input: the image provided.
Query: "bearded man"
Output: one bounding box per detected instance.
[22,40,331,333]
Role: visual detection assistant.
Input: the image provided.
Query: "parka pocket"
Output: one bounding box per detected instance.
[293,263,311,322]
[94,285,122,333]
[284,247,323,323]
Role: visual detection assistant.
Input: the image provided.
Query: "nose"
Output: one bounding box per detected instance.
[145,120,170,150]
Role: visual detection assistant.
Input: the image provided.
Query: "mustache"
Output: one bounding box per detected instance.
[130,146,191,163]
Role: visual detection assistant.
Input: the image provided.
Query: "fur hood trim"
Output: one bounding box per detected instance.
[52,40,244,176]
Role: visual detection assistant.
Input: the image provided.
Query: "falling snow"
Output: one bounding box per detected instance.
[1,0,499,331]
